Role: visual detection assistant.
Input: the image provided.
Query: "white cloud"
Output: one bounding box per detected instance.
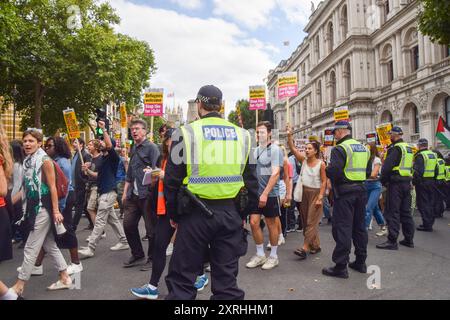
[169,0,202,10]
[213,0,276,30]
[277,0,323,25]
[108,0,276,117]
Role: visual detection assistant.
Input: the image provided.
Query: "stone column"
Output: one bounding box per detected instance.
[336,61,343,99]
[395,32,404,78]
[418,33,425,67]
[424,36,433,65]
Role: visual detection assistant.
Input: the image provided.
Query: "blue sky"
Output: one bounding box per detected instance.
[107,0,321,116]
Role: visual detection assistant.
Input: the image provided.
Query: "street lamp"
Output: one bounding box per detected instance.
[11,85,19,140]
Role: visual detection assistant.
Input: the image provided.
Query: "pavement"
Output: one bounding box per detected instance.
[1,211,449,300]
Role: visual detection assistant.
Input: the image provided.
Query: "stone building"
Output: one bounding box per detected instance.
[267,0,450,150]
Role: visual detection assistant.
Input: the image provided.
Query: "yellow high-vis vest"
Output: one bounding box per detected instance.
[392,142,414,177]
[338,139,370,181]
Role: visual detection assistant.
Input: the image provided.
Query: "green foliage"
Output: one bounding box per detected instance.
[140,115,165,145]
[228,99,263,130]
[418,0,450,45]
[0,0,156,134]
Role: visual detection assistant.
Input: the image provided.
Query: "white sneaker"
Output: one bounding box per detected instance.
[376,226,388,237]
[246,255,267,269]
[67,262,83,275]
[278,236,285,246]
[78,247,95,259]
[166,243,174,256]
[17,265,43,276]
[110,243,130,251]
[261,256,279,270]
[266,242,271,249]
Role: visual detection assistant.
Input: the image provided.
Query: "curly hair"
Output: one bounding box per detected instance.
[0,123,13,181]
[47,137,72,159]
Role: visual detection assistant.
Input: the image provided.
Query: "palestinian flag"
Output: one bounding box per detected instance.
[436,116,450,148]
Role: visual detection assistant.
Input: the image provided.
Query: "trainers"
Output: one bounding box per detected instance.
[376,226,388,237]
[16,265,43,276]
[130,284,159,300]
[194,274,209,291]
[278,236,285,246]
[166,243,174,256]
[78,247,95,259]
[67,263,83,275]
[261,256,279,270]
[246,255,267,268]
[110,243,130,251]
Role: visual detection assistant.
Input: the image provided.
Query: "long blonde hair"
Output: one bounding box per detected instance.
[0,123,13,181]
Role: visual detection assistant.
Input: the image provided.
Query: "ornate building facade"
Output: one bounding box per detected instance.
[267,0,450,150]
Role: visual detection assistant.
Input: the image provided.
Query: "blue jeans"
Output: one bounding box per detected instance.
[323,197,331,219]
[365,181,385,228]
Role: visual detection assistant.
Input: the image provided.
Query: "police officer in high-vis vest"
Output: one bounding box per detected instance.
[377,126,415,250]
[413,139,438,232]
[445,155,450,210]
[434,150,446,218]
[163,85,258,300]
[323,121,370,279]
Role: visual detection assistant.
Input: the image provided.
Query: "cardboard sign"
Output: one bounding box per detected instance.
[144,89,164,116]
[278,72,298,99]
[324,128,334,146]
[334,105,349,122]
[366,132,377,144]
[249,85,266,110]
[63,109,80,139]
[376,123,392,147]
[120,103,127,129]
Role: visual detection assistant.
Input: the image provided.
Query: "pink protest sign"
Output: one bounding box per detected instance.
[277,72,298,99]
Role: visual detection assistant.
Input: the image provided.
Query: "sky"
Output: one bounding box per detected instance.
[107,0,322,118]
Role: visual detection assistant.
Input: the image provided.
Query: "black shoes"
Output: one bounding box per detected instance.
[399,239,414,248]
[322,266,349,279]
[376,241,398,250]
[416,225,433,232]
[140,258,153,271]
[123,256,145,268]
[348,262,367,274]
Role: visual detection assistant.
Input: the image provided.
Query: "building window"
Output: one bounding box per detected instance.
[413,105,420,134]
[446,97,450,124]
[385,0,390,15]
[327,22,334,55]
[315,35,320,61]
[412,46,419,71]
[316,80,322,110]
[341,5,348,40]
[445,46,450,58]
[344,60,351,96]
[329,71,336,105]
[382,44,394,84]
[387,60,394,83]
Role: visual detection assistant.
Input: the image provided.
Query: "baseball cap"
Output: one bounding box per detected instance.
[332,120,352,134]
[417,138,428,146]
[195,85,222,106]
[388,126,403,135]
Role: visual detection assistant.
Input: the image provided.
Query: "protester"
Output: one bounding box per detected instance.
[78,121,129,259]
[277,144,292,240]
[84,139,102,229]
[11,129,71,296]
[0,123,13,263]
[9,140,25,245]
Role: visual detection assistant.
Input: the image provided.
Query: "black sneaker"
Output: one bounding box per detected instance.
[140,259,153,271]
[348,262,367,273]
[322,266,349,279]
[123,256,145,268]
[376,241,398,250]
[416,225,433,232]
[399,240,414,248]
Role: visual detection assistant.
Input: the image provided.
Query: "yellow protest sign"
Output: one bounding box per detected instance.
[120,103,127,129]
[376,123,393,147]
[63,109,80,139]
[334,105,349,122]
[144,89,164,116]
[249,86,266,110]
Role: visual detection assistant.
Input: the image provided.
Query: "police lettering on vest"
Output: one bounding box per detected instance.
[181,117,251,200]
[339,139,370,181]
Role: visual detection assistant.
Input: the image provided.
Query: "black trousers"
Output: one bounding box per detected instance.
[434,181,445,218]
[123,194,156,259]
[331,190,368,268]
[57,190,79,249]
[165,200,247,300]
[149,214,176,287]
[73,186,93,230]
[416,180,436,229]
[385,182,415,242]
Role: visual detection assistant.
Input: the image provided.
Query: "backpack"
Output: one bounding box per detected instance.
[53,160,69,200]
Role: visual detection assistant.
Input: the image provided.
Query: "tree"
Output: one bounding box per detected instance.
[418,0,450,45]
[228,99,263,130]
[0,0,156,134]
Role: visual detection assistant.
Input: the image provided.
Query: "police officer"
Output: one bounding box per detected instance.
[434,150,446,218]
[163,85,258,300]
[323,121,370,279]
[446,154,450,210]
[377,126,415,250]
[413,139,438,232]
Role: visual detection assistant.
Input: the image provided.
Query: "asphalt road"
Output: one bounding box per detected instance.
[1,211,449,300]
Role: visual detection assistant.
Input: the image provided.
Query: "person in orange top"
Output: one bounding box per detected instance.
[130,128,176,300]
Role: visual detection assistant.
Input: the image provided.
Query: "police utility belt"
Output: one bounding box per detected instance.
[177,186,214,218]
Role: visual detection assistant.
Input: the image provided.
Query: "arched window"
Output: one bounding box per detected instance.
[327,22,334,55]
[344,60,351,96]
[404,28,419,74]
[413,105,420,134]
[316,80,322,110]
[446,97,450,124]
[381,44,394,84]
[341,5,348,40]
[381,110,393,123]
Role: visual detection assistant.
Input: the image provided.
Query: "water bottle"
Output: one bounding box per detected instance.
[55,222,67,236]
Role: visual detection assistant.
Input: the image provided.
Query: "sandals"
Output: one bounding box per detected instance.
[47,279,73,291]
[293,248,308,260]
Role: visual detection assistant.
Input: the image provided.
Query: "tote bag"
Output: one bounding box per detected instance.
[293,160,305,202]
